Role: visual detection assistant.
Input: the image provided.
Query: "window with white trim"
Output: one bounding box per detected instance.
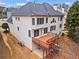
[32,18,35,25]
[18,17,20,21]
[17,26,19,31]
[51,18,56,23]
[44,27,48,34]
[28,30,31,37]
[37,18,44,25]
[60,17,62,21]
[46,18,48,23]
[60,24,62,28]
[50,25,56,31]
[34,29,39,37]
[15,17,20,21]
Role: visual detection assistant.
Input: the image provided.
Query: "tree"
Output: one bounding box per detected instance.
[66,1,79,43]
[2,23,9,29]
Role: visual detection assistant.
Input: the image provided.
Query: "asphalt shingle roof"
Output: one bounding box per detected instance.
[7,15,12,23]
[7,8,17,12]
[12,2,64,16]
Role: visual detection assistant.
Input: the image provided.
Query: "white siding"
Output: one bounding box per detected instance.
[12,16,32,50]
[9,16,64,50]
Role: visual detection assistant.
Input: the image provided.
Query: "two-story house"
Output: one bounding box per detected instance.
[7,2,64,58]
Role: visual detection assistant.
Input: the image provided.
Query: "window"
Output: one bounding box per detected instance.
[28,30,31,37]
[15,17,17,20]
[58,17,59,21]
[17,27,19,31]
[34,30,39,37]
[60,24,62,28]
[51,18,56,23]
[15,17,20,21]
[53,18,56,22]
[46,18,48,23]
[37,18,44,25]
[18,17,20,21]
[44,27,48,34]
[32,18,35,25]
[41,29,42,35]
[60,17,62,21]
[50,25,56,31]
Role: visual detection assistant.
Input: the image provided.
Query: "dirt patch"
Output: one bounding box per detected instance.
[0,33,79,59]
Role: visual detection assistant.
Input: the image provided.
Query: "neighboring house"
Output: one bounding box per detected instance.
[0,6,5,18]
[0,6,7,26]
[52,3,70,30]
[7,7,17,19]
[0,18,7,26]
[7,7,17,32]
[0,6,7,19]
[7,2,64,58]
[53,3,70,14]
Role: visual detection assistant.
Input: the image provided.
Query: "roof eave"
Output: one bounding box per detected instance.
[12,14,64,17]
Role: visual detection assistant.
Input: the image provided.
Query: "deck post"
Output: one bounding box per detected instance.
[43,48,44,59]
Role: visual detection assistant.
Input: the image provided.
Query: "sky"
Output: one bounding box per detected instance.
[0,0,76,7]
